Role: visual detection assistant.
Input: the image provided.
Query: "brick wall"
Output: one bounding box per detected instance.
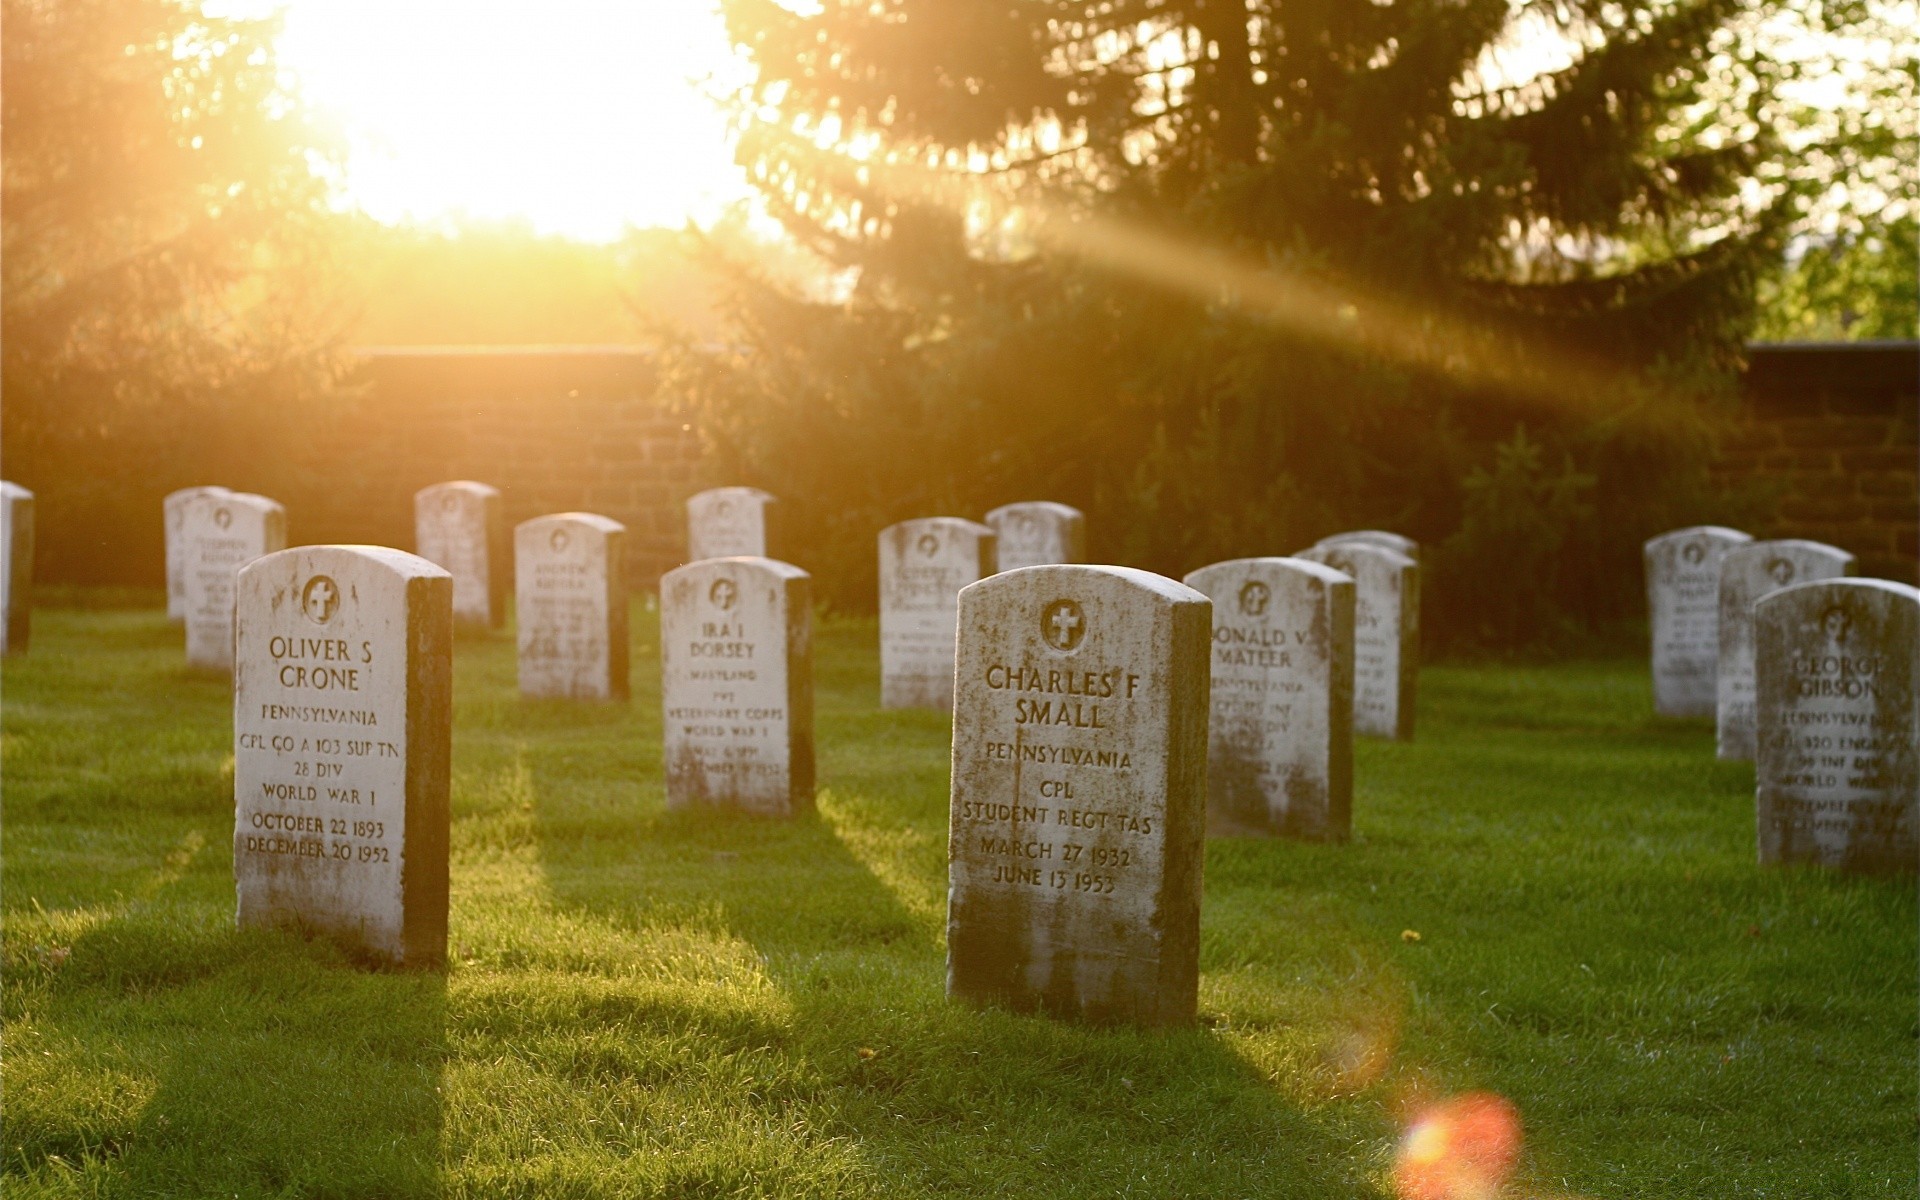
[1713,342,1918,585]
[307,347,704,586]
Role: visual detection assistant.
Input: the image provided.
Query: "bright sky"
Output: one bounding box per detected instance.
[245,0,753,242]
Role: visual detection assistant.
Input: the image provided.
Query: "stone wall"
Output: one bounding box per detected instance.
[302,347,704,588]
[1714,342,1918,585]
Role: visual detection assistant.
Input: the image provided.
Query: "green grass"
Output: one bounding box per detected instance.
[3,598,1914,1198]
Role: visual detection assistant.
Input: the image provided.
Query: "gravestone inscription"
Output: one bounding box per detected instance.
[947,565,1211,1026]
[183,491,287,672]
[985,502,1086,573]
[660,556,814,816]
[1644,526,1751,717]
[166,486,230,622]
[1297,542,1418,739]
[688,487,777,561]
[233,545,452,966]
[516,513,629,700]
[415,481,507,628]
[1755,578,1917,874]
[1717,539,1854,760]
[879,517,996,710]
[1184,557,1354,840]
[1,482,34,655]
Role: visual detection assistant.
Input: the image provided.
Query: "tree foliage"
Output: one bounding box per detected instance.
[2,0,341,582]
[671,0,1784,645]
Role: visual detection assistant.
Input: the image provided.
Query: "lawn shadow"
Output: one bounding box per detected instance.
[3,880,448,1199]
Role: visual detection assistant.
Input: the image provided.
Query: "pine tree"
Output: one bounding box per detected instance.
[681,0,1793,643]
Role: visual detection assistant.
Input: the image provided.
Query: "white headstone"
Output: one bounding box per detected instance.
[414,481,506,628]
[1755,578,1918,874]
[1644,525,1751,716]
[688,487,777,561]
[985,502,1086,572]
[1717,540,1855,760]
[234,545,452,966]
[182,492,287,672]
[878,517,996,710]
[2,482,35,655]
[660,556,813,816]
[165,486,230,622]
[1184,557,1354,840]
[948,564,1211,1026]
[516,513,628,700]
[1296,542,1418,739]
[1315,530,1420,562]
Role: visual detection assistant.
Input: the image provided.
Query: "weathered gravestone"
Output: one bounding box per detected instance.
[1755,578,1918,874]
[1315,529,1420,562]
[516,513,629,700]
[947,565,1211,1026]
[985,502,1086,573]
[660,556,814,816]
[1,482,35,655]
[878,518,996,710]
[182,491,287,672]
[1717,540,1855,760]
[165,486,230,622]
[414,481,507,628]
[1184,557,1354,840]
[1644,525,1751,717]
[233,545,452,966]
[1297,542,1418,740]
[688,487,777,561]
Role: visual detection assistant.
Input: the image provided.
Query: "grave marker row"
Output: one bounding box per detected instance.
[2,482,34,655]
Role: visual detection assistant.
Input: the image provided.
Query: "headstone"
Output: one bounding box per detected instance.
[516,513,629,700]
[182,491,287,672]
[233,546,452,966]
[1,482,35,655]
[1296,542,1418,739]
[687,487,777,560]
[947,565,1211,1026]
[1183,557,1354,840]
[165,486,230,622]
[985,501,1086,572]
[1755,578,1918,874]
[414,481,506,628]
[878,517,996,710]
[660,557,814,816]
[1644,525,1751,716]
[1717,540,1855,760]
[1315,530,1420,562]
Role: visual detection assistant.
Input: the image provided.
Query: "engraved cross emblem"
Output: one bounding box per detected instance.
[1041,599,1085,651]
[302,575,340,624]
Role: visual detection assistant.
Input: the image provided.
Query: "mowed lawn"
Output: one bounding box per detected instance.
[3,596,1913,1199]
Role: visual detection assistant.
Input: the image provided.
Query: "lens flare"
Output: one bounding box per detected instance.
[1394,1092,1523,1200]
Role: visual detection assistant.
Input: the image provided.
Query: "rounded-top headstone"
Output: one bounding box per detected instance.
[1295,541,1418,740]
[948,564,1212,1027]
[165,485,231,621]
[660,556,814,816]
[516,512,629,700]
[182,491,288,672]
[414,480,507,628]
[1754,577,1917,874]
[1717,539,1855,760]
[1314,529,1420,562]
[234,545,453,967]
[1184,556,1354,841]
[2,482,35,656]
[985,501,1086,573]
[878,517,997,710]
[688,487,777,561]
[1644,525,1752,716]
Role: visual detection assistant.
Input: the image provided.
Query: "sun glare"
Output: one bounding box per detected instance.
[228,0,752,241]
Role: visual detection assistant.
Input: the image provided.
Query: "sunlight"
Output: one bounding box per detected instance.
[223,0,752,241]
